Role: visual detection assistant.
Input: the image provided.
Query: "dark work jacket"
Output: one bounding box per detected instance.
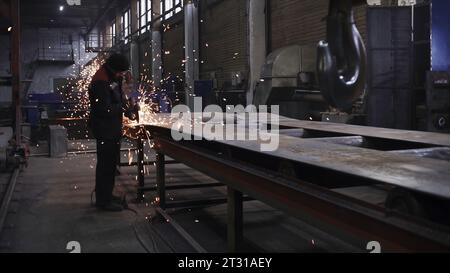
[88,65,127,141]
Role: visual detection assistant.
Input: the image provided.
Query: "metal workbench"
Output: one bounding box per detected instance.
[125,113,450,252]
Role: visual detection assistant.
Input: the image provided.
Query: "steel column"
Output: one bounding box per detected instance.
[11,0,21,144]
[115,8,121,46]
[130,0,139,35]
[184,0,200,109]
[248,0,267,105]
[151,0,162,87]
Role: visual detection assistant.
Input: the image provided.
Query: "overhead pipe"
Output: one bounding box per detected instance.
[317,0,366,112]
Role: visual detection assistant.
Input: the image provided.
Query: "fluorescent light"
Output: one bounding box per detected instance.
[59,5,64,11]
[7,26,12,32]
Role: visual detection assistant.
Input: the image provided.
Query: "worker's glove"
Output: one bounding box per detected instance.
[124,98,140,121]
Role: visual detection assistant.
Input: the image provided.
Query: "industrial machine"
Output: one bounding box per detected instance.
[254,0,366,125]
[253,44,329,121]
[0,127,28,171]
[426,71,450,133]
[364,0,450,131]
[256,0,450,133]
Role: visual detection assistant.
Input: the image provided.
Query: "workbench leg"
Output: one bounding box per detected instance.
[156,152,166,209]
[137,138,145,201]
[227,187,243,253]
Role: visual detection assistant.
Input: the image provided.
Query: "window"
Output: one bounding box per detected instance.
[137,0,183,27]
[147,0,152,24]
[161,0,183,20]
[110,21,116,46]
[99,31,104,48]
[138,0,152,34]
[174,0,182,13]
[125,10,130,38]
[164,0,173,19]
[121,9,131,43]
[139,0,146,34]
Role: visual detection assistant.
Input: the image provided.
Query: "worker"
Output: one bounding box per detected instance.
[88,53,137,211]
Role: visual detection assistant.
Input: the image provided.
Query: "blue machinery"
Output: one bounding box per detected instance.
[430,0,450,72]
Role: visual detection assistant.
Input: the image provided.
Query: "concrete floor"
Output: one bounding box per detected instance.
[0,139,368,253]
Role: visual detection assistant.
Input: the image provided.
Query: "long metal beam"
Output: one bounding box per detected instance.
[217,133,450,200]
[136,117,450,201]
[155,207,207,253]
[274,115,450,147]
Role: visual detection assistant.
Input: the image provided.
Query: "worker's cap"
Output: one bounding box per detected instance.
[105,53,130,73]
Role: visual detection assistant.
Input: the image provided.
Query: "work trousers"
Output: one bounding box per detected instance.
[95,139,121,205]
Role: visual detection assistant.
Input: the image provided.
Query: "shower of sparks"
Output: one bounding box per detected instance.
[57,48,183,137]
[54,18,219,203]
[60,54,106,120]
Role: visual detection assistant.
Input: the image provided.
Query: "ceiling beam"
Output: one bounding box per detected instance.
[85,0,118,36]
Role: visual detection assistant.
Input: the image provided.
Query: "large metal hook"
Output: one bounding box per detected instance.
[317,0,366,112]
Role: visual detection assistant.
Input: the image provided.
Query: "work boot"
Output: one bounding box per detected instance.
[112,195,129,208]
[112,195,125,204]
[96,202,123,212]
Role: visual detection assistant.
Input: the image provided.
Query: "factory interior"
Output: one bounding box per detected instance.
[0,0,450,255]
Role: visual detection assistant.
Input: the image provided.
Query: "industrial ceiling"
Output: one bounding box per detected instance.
[20,0,111,30]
